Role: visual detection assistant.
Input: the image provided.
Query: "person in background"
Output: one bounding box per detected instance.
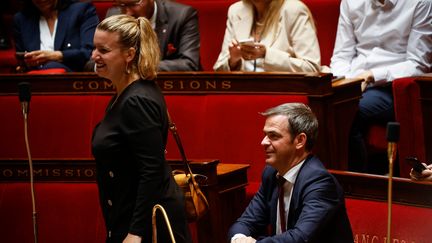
[229,103,353,243]
[410,165,432,182]
[330,0,432,173]
[213,0,321,72]
[91,14,191,243]
[106,0,200,71]
[0,1,12,50]
[13,0,98,72]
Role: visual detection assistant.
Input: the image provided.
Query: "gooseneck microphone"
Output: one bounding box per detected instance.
[18,82,31,119]
[18,82,38,243]
[386,122,400,243]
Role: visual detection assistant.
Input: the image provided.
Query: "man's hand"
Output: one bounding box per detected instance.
[232,236,257,243]
[410,164,432,181]
[356,70,374,92]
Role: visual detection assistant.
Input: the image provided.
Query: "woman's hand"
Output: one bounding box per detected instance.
[228,39,242,70]
[240,43,266,61]
[122,233,142,243]
[24,50,63,67]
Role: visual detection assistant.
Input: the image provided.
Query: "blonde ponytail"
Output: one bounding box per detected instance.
[97,14,160,80]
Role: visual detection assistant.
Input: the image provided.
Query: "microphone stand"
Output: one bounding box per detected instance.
[24,114,38,243]
[386,122,399,243]
[386,141,396,243]
[19,82,38,243]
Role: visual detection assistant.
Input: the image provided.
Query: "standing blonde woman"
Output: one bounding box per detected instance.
[213,0,321,72]
[91,14,191,243]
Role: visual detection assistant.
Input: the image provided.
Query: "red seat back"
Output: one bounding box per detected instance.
[366,78,426,177]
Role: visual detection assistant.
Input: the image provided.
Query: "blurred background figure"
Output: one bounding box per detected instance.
[410,164,432,182]
[106,0,201,71]
[213,0,321,72]
[13,0,98,72]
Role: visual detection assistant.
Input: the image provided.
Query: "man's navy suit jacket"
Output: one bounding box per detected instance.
[13,2,98,71]
[228,155,353,242]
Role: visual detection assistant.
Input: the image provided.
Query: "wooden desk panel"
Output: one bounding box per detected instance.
[0,72,363,169]
[0,158,249,243]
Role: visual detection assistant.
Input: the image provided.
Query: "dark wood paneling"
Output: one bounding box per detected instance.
[330,169,432,208]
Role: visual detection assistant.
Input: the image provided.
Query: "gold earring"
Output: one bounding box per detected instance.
[125,62,131,74]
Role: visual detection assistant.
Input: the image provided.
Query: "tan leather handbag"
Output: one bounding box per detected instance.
[167,111,209,222]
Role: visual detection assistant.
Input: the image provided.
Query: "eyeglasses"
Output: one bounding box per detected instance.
[114,0,143,9]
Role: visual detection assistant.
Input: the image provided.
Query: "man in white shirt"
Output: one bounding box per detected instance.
[330,0,432,172]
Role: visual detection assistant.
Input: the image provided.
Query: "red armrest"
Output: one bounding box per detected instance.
[365,77,426,178]
[392,77,426,177]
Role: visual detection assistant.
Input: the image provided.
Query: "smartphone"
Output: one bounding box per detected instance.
[405,157,427,173]
[332,76,345,82]
[15,51,26,60]
[238,38,255,47]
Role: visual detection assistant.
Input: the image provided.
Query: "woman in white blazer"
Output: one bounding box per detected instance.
[213,0,321,72]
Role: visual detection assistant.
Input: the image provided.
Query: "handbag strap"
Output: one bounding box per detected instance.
[166,110,199,185]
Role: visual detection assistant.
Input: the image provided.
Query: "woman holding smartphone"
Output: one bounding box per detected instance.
[13,0,98,72]
[213,0,321,72]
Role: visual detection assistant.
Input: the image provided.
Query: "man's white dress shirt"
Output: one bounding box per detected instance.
[330,0,432,84]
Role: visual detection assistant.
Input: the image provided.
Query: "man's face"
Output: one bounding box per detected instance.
[261,115,298,174]
[115,0,153,19]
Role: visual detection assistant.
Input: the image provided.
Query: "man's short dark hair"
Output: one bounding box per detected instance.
[261,103,318,151]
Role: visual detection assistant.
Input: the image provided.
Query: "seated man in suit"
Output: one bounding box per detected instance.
[229,103,353,243]
[107,0,201,71]
[330,0,432,173]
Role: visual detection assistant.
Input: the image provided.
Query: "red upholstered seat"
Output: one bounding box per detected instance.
[92,1,113,20]
[366,124,387,152]
[303,0,340,66]
[392,78,426,176]
[27,68,67,74]
[178,0,236,71]
[366,78,426,177]
[0,49,16,73]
